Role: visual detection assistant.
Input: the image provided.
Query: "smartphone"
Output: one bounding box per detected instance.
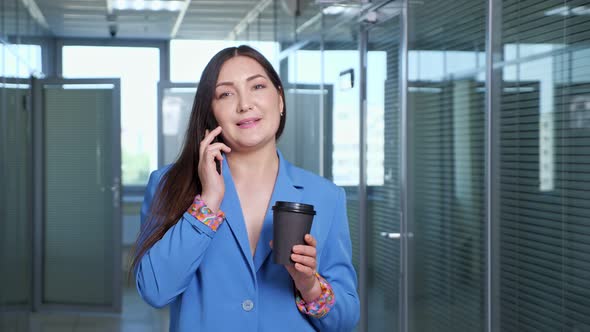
[206,116,222,175]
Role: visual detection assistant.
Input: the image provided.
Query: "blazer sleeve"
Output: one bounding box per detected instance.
[135,170,219,308]
[309,187,361,331]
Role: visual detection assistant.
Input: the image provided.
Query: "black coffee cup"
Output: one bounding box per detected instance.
[272,201,316,265]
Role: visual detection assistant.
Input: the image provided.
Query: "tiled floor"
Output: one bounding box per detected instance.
[0,287,169,332]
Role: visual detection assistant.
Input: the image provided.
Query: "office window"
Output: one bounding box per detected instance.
[0,44,42,78]
[62,46,159,186]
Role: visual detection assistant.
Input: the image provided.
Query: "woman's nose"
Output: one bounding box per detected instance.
[239,104,252,112]
[238,95,253,112]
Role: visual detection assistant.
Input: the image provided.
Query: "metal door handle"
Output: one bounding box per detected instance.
[380,232,401,239]
[111,177,120,208]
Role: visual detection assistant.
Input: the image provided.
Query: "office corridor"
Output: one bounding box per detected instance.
[2,0,590,331]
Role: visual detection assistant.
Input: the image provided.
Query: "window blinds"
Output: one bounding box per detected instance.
[498,1,590,330]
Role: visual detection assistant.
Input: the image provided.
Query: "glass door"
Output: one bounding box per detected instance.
[0,78,33,315]
[33,78,122,312]
[361,2,403,331]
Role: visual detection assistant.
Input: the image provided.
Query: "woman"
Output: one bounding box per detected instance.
[131,45,359,331]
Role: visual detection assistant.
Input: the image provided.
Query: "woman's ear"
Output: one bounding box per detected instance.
[278,88,285,116]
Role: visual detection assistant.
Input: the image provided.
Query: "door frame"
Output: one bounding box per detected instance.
[32,78,122,313]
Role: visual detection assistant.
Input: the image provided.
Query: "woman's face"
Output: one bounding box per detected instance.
[211,55,283,152]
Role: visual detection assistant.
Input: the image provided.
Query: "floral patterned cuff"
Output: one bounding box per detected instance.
[295,272,335,318]
[186,195,225,232]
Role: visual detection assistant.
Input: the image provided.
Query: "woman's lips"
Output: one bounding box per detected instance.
[237,118,261,129]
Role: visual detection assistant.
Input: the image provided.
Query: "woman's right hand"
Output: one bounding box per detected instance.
[198,126,231,213]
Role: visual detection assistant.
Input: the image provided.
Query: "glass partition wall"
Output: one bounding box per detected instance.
[407,0,487,331]
[495,1,590,331]
[166,1,590,330]
[2,0,590,331]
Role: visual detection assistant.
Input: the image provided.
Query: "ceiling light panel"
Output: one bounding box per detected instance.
[110,0,186,12]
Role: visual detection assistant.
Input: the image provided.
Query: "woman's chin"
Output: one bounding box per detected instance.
[231,136,275,151]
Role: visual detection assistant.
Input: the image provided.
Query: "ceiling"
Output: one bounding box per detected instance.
[6,0,585,47]
[7,0,334,41]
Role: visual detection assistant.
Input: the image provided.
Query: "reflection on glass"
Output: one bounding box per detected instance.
[161,87,195,165]
[279,44,328,176]
[288,50,385,185]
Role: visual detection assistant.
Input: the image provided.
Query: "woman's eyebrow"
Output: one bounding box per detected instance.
[246,74,266,82]
[215,81,233,88]
[216,74,267,88]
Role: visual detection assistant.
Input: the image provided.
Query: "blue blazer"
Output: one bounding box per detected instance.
[136,151,360,331]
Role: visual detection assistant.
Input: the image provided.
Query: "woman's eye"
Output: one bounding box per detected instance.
[219,92,231,98]
[254,84,265,90]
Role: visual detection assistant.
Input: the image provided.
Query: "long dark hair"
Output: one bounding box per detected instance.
[130,45,287,274]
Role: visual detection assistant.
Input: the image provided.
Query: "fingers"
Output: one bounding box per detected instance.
[204,126,221,142]
[203,144,230,169]
[290,234,317,275]
[275,234,318,278]
[291,253,316,270]
[292,244,316,257]
[285,261,314,278]
[206,142,232,155]
[200,129,231,169]
[305,234,317,247]
[200,126,228,156]
[293,262,315,275]
[205,149,224,166]
[292,234,317,256]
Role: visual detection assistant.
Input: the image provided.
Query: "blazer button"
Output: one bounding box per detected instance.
[242,299,254,312]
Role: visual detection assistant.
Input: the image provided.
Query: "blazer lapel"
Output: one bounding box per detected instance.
[220,157,256,278]
[253,151,303,272]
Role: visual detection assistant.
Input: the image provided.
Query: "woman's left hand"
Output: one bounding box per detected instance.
[285,234,322,302]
